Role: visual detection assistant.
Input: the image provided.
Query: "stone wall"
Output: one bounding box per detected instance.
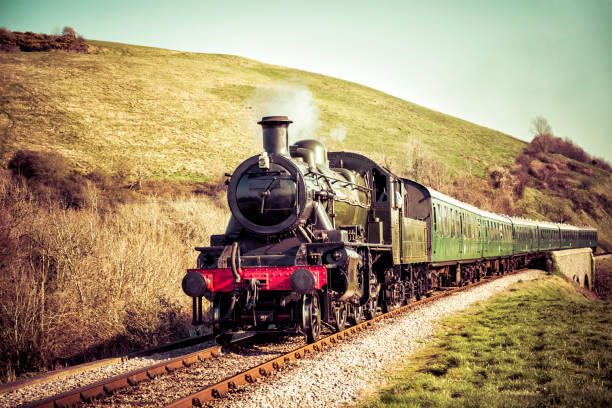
[550,248,594,289]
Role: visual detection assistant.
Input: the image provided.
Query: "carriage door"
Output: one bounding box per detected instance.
[458,211,464,259]
[390,179,401,264]
[371,169,393,249]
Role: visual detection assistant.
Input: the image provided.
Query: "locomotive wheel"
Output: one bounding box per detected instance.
[212,292,234,337]
[383,283,405,313]
[364,282,379,320]
[415,278,423,301]
[216,333,233,346]
[349,304,363,324]
[302,293,321,343]
[333,303,347,332]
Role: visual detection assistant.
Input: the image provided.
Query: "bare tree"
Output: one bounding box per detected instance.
[529,116,552,136]
[62,27,76,37]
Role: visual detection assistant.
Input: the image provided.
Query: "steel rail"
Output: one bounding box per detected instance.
[18,342,226,408]
[2,334,216,397]
[166,270,524,408]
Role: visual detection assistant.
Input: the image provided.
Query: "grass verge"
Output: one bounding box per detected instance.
[357,276,611,408]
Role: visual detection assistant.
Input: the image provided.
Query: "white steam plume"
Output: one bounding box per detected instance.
[248,83,321,144]
[329,125,346,144]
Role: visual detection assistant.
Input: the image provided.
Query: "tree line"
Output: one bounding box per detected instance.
[0,26,88,53]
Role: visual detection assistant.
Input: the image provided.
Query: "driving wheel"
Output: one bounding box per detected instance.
[302,293,321,343]
[333,303,347,332]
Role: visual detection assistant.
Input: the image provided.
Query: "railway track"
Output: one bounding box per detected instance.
[15,269,528,408]
[19,343,226,408]
[0,334,218,398]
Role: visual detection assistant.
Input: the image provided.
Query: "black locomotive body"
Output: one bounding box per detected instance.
[181,116,597,344]
[182,116,427,343]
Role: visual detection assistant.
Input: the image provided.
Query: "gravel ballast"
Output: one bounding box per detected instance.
[214,269,546,408]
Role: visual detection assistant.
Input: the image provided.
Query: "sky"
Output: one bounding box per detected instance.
[1,0,611,161]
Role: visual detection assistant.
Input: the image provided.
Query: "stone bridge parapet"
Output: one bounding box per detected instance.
[550,248,594,289]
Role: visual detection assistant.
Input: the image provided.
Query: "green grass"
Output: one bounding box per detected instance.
[358,276,611,408]
[0,40,524,181]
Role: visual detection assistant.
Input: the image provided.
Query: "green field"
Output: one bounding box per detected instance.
[0,40,524,181]
[357,276,611,408]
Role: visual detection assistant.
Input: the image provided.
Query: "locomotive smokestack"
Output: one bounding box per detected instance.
[258,116,293,156]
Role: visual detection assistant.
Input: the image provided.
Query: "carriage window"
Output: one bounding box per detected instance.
[443,208,447,237]
[456,211,460,239]
[433,205,438,236]
[442,207,446,237]
[468,216,472,239]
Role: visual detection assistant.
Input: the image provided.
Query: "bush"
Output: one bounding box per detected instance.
[7,150,89,209]
[0,27,88,53]
[521,133,612,173]
[0,170,228,381]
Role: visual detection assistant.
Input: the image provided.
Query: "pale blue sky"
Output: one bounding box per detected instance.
[1,0,611,160]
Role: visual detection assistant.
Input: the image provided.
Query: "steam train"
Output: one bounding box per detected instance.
[182,116,598,344]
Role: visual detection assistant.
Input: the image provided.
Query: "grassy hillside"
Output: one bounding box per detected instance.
[514,153,612,250]
[0,40,524,181]
[2,40,608,242]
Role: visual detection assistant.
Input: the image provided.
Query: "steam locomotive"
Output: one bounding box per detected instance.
[182,116,598,344]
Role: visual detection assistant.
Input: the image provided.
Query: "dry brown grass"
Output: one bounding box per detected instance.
[594,257,612,300]
[0,171,228,381]
[367,140,517,216]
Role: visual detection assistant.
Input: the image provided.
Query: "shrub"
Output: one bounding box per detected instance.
[0,27,88,53]
[62,27,76,38]
[521,133,611,173]
[7,150,89,209]
[0,170,228,380]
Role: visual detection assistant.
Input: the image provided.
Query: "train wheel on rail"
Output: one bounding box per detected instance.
[383,283,405,313]
[212,293,234,345]
[415,277,424,301]
[333,302,347,332]
[349,304,363,325]
[364,280,379,320]
[215,333,233,346]
[302,293,321,343]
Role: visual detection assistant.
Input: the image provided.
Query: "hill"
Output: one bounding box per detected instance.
[1,40,608,244]
[0,40,523,181]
